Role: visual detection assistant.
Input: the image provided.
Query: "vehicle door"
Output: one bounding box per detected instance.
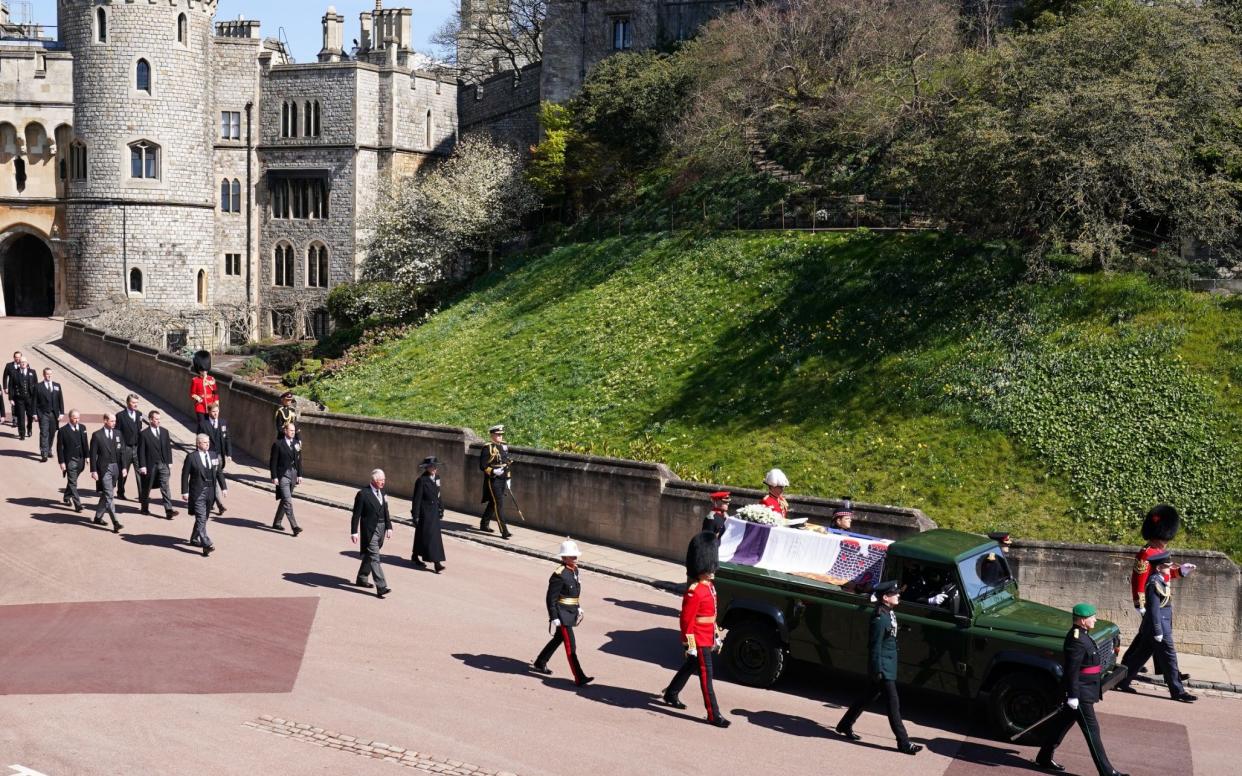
[894,559,971,694]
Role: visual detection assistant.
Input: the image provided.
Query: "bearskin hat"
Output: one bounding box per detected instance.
[685,530,720,580]
[192,350,212,374]
[1141,504,1180,542]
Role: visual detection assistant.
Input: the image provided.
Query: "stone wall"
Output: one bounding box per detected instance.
[458,63,542,151]
[60,321,1242,658]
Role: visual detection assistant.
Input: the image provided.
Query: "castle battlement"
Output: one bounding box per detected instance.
[56,0,218,14]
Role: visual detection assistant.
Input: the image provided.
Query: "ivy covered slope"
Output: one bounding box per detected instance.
[313,232,1242,556]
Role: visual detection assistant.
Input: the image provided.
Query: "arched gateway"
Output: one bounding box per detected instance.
[0,229,57,317]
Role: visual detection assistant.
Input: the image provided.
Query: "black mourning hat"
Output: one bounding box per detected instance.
[192,350,211,373]
[1148,550,1173,566]
[685,531,719,579]
[1141,504,1180,542]
[419,456,441,469]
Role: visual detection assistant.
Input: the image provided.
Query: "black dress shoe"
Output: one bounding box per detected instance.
[355,579,374,589]
[74,503,82,513]
[898,743,922,755]
[1172,691,1197,703]
[501,532,513,540]
[434,563,444,574]
[166,510,178,519]
[530,663,552,675]
[92,517,105,526]
[836,726,861,741]
[140,507,150,515]
[112,522,123,533]
[41,454,47,462]
[217,504,226,515]
[1035,757,1065,772]
[203,544,215,557]
[662,692,686,709]
[1179,672,1190,681]
[116,493,126,501]
[411,558,427,569]
[708,716,731,728]
[1115,684,1137,693]
[292,526,302,536]
[62,496,70,505]
[376,586,390,599]
[478,526,495,533]
[272,522,284,531]
[190,537,202,546]
[575,676,594,687]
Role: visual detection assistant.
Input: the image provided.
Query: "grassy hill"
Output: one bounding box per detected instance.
[311,231,1242,557]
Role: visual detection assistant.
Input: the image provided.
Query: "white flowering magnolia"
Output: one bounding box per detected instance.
[736,503,783,526]
[361,135,539,291]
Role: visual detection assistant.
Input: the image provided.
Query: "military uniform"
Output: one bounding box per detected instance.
[1119,551,1194,701]
[702,491,731,540]
[662,531,729,727]
[478,429,512,538]
[274,403,299,440]
[1037,609,1125,776]
[532,550,591,686]
[836,580,918,753]
[1120,505,1193,685]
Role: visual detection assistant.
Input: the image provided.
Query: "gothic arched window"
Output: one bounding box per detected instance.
[136,59,152,94]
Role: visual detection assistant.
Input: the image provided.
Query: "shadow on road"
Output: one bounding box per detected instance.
[282,571,374,596]
[599,627,685,670]
[924,735,1031,769]
[453,653,537,676]
[0,447,40,461]
[338,549,410,567]
[730,708,835,739]
[9,495,71,510]
[215,516,276,532]
[122,532,202,555]
[26,510,108,530]
[603,597,679,618]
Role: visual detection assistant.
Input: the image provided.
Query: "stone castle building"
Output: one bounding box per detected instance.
[1,0,457,344]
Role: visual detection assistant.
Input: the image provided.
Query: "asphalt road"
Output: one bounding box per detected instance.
[1,318,1238,776]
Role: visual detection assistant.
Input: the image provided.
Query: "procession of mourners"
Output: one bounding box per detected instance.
[7,347,1207,776]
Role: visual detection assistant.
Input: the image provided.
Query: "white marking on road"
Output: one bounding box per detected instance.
[9,766,52,776]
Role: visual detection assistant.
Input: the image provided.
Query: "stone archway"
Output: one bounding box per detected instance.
[0,232,56,317]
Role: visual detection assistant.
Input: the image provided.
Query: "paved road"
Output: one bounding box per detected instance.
[1,318,1238,776]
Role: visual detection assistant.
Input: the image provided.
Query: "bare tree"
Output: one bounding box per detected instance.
[432,0,546,83]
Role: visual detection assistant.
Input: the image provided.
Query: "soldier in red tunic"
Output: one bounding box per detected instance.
[1119,504,1196,688]
[189,350,218,425]
[702,490,731,539]
[661,531,729,727]
[760,468,789,518]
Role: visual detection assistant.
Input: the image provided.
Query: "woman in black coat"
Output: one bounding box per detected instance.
[411,456,447,573]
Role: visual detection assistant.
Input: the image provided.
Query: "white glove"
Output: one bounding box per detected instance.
[1067,698,1079,710]
[686,645,697,656]
[1180,563,1196,576]
[1155,633,1164,643]
[506,479,513,491]
[929,593,948,605]
[1135,606,1146,617]
[713,633,724,650]
[493,466,505,476]
[551,618,560,627]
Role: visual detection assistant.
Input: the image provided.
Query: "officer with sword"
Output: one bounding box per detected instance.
[479,423,521,538]
[1016,602,1128,776]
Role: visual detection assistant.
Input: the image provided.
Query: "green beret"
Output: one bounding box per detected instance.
[1072,602,1097,618]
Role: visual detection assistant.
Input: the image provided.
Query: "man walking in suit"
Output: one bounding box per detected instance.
[33,367,65,462]
[2,350,23,428]
[115,394,145,499]
[351,469,393,598]
[181,433,227,557]
[88,415,124,533]
[269,421,303,535]
[197,402,230,515]
[56,409,88,512]
[137,410,179,519]
[9,357,36,440]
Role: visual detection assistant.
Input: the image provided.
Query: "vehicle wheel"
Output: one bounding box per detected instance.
[988,672,1058,743]
[722,618,785,687]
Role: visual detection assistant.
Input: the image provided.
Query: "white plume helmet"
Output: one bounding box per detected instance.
[559,538,581,558]
[764,468,790,488]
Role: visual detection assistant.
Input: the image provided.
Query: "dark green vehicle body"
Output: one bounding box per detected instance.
[715,529,1126,739]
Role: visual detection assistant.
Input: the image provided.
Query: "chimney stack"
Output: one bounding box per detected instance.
[319,5,345,62]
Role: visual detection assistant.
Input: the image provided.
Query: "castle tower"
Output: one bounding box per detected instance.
[57,0,217,312]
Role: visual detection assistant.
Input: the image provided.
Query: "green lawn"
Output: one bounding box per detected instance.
[312,231,1242,558]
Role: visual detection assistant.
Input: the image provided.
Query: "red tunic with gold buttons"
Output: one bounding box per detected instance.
[761,493,788,519]
[1130,543,1183,607]
[190,375,219,414]
[680,580,717,651]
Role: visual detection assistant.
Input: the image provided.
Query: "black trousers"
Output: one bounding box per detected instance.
[1120,628,1185,696]
[1038,701,1117,776]
[12,398,32,438]
[666,647,722,721]
[535,624,587,683]
[117,445,139,497]
[480,478,509,535]
[838,677,910,748]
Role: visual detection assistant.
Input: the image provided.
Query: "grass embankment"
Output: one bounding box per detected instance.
[312,232,1242,557]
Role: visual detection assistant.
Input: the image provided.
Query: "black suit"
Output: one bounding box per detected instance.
[351,487,392,588]
[33,380,64,458]
[137,426,175,514]
[8,367,36,438]
[88,427,122,527]
[181,449,225,549]
[198,416,231,512]
[55,422,88,508]
[1,362,20,423]
[411,471,446,564]
[269,437,303,531]
[114,409,145,497]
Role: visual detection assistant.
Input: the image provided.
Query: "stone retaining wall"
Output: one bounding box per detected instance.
[60,321,1242,658]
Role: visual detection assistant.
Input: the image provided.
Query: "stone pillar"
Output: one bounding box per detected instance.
[319,6,344,62]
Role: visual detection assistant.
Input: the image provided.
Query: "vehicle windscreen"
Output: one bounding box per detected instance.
[959,549,1014,602]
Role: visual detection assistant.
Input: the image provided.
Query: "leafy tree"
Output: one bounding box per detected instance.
[895,0,1242,268]
[527,102,574,198]
[574,50,694,160]
[432,0,545,83]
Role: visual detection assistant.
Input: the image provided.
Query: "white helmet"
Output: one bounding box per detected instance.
[764,468,790,488]
[558,539,581,558]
